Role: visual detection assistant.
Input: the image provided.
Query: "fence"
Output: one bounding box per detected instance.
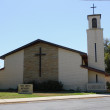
[87,83,106,91]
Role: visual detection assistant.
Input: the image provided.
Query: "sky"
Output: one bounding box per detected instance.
[0,0,110,68]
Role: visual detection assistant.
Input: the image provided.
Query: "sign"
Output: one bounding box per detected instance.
[18,84,33,94]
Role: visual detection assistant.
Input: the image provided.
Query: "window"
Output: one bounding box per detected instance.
[94,43,97,62]
[96,74,98,83]
[92,18,97,28]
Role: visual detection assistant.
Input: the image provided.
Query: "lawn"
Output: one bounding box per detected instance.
[0,92,95,99]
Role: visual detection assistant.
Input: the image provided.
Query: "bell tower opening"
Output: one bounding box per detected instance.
[92,18,97,28]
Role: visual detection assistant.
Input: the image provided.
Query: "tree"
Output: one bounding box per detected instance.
[104,38,110,73]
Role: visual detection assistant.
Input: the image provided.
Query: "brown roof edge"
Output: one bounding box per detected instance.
[81,65,109,76]
[0,39,87,59]
[0,67,5,71]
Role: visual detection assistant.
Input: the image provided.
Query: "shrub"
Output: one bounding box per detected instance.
[37,80,63,92]
[106,82,110,90]
[24,81,37,91]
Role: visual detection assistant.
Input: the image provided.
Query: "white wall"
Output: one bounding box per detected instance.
[87,15,105,71]
[87,29,105,71]
[58,48,88,91]
[88,70,106,84]
[0,50,24,89]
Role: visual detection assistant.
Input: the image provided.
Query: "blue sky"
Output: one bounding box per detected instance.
[0,0,110,68]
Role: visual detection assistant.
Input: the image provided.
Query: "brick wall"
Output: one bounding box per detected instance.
[23,43,58,83]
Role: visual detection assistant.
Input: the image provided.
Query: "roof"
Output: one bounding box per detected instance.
[81,65,109,76]
[87,14,101,19]
[0,39,87,59]
[0,67,5,71]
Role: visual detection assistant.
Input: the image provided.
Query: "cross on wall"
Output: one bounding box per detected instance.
[35,47,46,77]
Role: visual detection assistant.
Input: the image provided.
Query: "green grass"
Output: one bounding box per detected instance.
[0,92,95,99]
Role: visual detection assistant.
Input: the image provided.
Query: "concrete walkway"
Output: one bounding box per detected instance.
[0,94,110,104]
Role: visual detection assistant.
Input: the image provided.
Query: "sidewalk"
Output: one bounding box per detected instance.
[0,94,110,104]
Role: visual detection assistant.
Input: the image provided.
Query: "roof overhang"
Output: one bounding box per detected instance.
[0,39,87,59]
[81,65,109,76]
[87,14,101,20]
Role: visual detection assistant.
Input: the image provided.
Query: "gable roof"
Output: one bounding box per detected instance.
[0,39,87,59]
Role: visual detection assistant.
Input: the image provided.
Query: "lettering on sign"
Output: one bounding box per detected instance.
[18,84,33,94]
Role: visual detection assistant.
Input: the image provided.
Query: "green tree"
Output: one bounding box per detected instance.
[104,38,110,73]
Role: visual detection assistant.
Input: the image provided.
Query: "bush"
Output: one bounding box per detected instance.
[24,81,37,91]
[106,82,110,90]
[25,80,63,92]
[37,80,63,92]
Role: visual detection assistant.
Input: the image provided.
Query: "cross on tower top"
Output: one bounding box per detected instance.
[91,4,96,15]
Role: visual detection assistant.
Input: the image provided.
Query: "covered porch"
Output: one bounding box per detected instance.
[81,65,108,92]
[87,66,107,92]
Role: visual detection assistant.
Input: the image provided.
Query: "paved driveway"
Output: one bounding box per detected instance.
[0,97,110,110]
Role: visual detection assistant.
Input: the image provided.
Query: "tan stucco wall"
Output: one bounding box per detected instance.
[0,50,24,89]
[87,29,105,71]
[24,43,58,83]
[58,48,88,91]
[88,70,106,83]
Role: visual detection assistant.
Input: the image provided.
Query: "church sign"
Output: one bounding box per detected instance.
[18,84,33,94]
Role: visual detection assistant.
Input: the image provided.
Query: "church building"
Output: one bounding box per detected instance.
[0,13,108,91]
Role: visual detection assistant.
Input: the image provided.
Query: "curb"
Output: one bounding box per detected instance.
[0,95,110,104]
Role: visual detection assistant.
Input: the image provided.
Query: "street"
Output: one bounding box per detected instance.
[0,97,110,110]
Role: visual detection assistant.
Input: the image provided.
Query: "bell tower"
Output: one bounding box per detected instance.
[87,12,105,71]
